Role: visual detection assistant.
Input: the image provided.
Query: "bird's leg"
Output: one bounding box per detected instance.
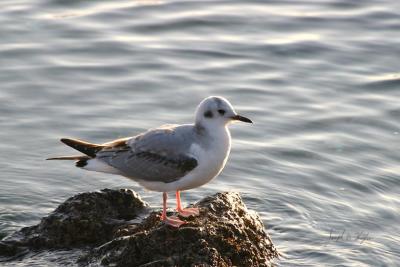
[175,190,200,217]
[162,192,185,227]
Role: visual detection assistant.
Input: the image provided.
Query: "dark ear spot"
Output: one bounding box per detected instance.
[218,109,226,115]
[204,110,213,118]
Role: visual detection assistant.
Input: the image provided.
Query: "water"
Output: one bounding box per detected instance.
[1,0,400,266]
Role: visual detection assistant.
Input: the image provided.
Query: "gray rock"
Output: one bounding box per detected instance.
[81,192,279,267]
[0,189,148,258]
[1,190,279,266]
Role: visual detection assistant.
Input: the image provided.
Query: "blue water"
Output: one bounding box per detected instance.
[1,0,400,266]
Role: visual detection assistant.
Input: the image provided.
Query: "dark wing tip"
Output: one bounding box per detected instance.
[59,138,102,157]
[60,138,73,145]
[180,158,198,172]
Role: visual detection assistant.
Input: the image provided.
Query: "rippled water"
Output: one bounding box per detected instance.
[1,0,400,266]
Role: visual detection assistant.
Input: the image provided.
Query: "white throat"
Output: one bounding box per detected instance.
[174,122,232,191]
[201,122,232,159]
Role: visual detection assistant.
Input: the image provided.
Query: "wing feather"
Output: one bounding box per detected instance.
[96,125,199,183]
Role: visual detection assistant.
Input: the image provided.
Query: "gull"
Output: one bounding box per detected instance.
[47,96,252,227]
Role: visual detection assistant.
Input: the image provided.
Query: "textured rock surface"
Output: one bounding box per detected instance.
[0,189,278,266]
[81,192,278,267]
[0,189,148,258]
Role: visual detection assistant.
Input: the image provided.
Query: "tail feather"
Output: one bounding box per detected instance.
[46,155,89,160]
[60,138,104,157]
[46,155,90,167]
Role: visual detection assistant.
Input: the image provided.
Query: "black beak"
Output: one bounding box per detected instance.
[231,114,253,123]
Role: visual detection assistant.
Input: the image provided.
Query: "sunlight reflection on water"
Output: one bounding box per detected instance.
[1,0,400,266]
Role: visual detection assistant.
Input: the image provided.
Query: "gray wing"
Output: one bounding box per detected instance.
[96,125,198,183]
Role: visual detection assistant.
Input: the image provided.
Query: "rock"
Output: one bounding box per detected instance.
[0,189,149,258]
[1,190,278,266]
[82,191,279,267]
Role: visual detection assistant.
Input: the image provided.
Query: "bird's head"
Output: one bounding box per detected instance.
[195,96,252,128]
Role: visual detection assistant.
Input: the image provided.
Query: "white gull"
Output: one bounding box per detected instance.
[48,96,252,227]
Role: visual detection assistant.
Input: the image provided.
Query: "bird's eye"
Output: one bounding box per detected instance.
[204,110,213,118]
[218,109,226,115]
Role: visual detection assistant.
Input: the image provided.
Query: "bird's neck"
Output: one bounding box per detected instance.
[195,122,231,148]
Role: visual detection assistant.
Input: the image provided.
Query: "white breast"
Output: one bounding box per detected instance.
[173,126,232,191]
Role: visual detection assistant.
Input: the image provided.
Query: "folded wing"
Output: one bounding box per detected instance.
[96,125,198,183]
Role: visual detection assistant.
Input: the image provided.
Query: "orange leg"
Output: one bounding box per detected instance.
[162,192,185,227]
[175,190,200,217]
